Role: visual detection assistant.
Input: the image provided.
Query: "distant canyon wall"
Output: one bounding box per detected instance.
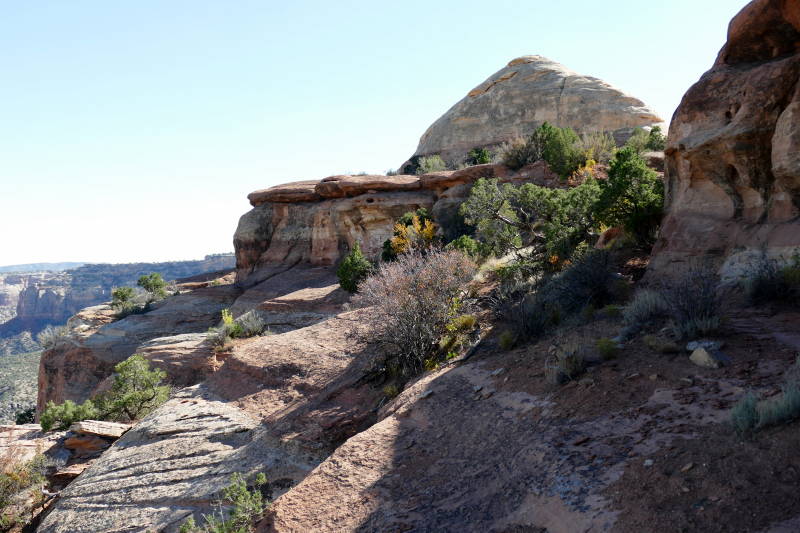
[0,254,236,332]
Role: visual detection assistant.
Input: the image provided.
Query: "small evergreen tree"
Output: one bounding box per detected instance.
[94,354,169,422]
[540,122,581,179]
[137,272,168,301]
[467,148,491,165]
[337,242,372,293]
[593,146,664,250]
[645,125,666,151]
[111,286,135,304]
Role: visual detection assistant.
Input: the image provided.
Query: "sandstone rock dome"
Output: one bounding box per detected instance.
[410,55,665,162]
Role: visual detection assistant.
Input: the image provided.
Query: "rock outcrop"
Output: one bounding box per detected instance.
[406,55,664,165]
[36,274,241,414]
[647,0,800,280]
[38,310,387,532]
[236,162,563,281]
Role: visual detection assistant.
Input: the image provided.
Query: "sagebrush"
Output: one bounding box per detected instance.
[354,248,474,375]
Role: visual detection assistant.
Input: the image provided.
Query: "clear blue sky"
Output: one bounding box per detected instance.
[0,0,750,266]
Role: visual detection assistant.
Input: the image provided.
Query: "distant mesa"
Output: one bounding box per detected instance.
[404,54,664,169]
[0,262,87,273]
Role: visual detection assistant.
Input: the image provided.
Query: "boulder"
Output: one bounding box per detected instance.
[407,55,664,164]
[647,0,800,281]
[690,347,721,369]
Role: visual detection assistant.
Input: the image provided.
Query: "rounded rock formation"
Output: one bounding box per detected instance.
[408,55,664,164]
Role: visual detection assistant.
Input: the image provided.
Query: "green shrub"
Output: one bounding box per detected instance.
[460,177,600,261]
[540,121,581,179]
[549,249,616,315]
[383,385,400,400]
[93,354,169,423]
[467,148,491,165]
[137,272,168,302]
[596,338,619,360]
[415,155,447,175]
[41,354,169,430]
[337,241,372,293]
[180,472,269,533]
[444,235,480,258]
[603,304,622,318]
[499,330,516,350]
[730,391,759,437]
[758,382,800,429]
[452,314,477,331]
[40,399,99,431]
[643,334,679,353]
[625,128,650,155]
[14,406,35,425]
[622,289,669,335]
[593,146,664,250]
[645,126,666,151]
[111,286,135,304]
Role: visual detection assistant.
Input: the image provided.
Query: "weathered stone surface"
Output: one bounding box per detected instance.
[248,181,324,205]
[38,310,387,532]
[135,333,220,388]
[315,175,421,199]
[69,420,131,439]
[64,434,111,451]
[234,191,437,280]
[408,55,664,164]
[228,264,349,333]
[690,348,720,369]
[647,0,800,280]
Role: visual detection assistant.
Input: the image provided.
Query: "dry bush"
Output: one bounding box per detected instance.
[498,331,516,350]
[546,337,589,384]
[662,261,728,340]
[621,289,669,338]
[354,248,475,375]
[500,135,545,170]
[549,248,617,314]
[36,325,68,349]
[742,247,800,307]
[495,280,555,346]
[576,130,616,164]
[236,310,266,337]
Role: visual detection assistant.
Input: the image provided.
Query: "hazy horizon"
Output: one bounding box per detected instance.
[1,0,751,266]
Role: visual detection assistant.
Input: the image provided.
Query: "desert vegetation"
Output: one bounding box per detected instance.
[0,442,48,529]
[354,247,475,375]
[179,472,269,533]
[40,353,169,430]
[110,272,179,319]
[207,308,270,352]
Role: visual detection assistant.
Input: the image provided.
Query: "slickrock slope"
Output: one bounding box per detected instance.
[38,310,387,532]
[647,0,800,280]
[408,55,664,164]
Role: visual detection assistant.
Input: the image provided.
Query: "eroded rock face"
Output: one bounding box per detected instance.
[407,55,664,164]
[36,281,241,415]
[648,0,800,280]
[39,310,386,532]
[234,163,562,282]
